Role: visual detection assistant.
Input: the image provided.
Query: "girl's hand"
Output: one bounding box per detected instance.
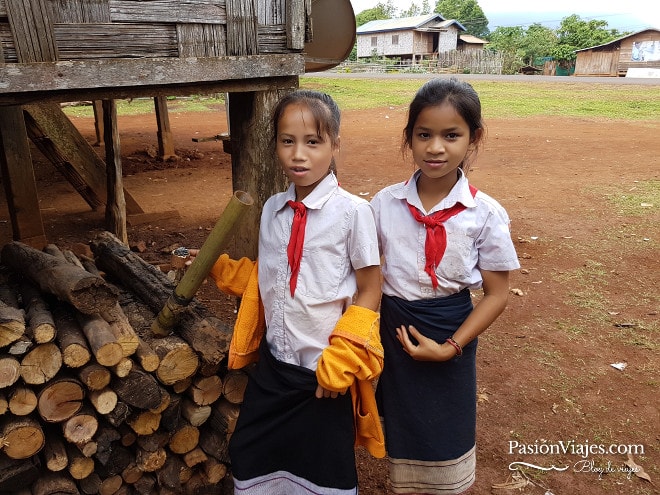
[315,384,347,399]
[396,325,456,362]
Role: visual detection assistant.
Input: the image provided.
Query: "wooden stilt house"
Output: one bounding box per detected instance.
[0,0,353,257]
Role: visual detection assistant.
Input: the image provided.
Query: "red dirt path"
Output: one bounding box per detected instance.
[2,104,658,495]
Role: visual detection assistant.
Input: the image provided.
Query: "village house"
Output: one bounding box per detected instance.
[356,13,467,63]
[574,28,660,77]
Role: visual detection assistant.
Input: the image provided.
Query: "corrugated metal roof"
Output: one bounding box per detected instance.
[459,34,488,44]
[357,14,446,34]
[575,28,660,52]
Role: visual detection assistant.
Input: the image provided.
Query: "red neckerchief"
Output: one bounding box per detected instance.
[407,184,478,288]
[286,200,307,297]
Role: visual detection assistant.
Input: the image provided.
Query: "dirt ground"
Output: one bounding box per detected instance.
[1,100,658,494]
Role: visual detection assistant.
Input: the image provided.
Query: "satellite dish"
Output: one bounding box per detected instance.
[304,0,356,72]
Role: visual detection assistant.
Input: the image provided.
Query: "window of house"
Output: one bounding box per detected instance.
[371,37,377,47]
[392,35,399,45]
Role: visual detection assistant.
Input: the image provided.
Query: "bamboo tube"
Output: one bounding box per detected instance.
[151,190,253,336]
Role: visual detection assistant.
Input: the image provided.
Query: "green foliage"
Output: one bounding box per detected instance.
[355,1,397,26]
[551,14,626,65]
[434,0,489,38]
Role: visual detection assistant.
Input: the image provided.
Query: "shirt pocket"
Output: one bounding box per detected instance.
[298,252,343,301]
[438,230,476,282]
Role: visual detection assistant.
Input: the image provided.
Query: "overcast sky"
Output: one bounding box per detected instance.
[348,0,660,31]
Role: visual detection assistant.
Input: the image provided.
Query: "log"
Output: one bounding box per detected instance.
[78,363,111,392]
[43,432,69,472]
[88,387,118,415]
[221,369,248,404]
[79,473,102,495]
[168,422,199,455]
[90,231,233,369]
[101,303,140,357]
[8,385,38,415]
[121,462,143,484]
[183,447,208,468]
[0,415,45,459]
[112,366,166,410]
[203,456,228,484]
[76,312,124,367]
[1,241,119,315]
[20,279,57,344]
[0,455,40,492]
[132,473,156,495]
[135,446,167,473]
[188,374,223,406]
[94,424,122,466]
[181,397,211,427]
[66,443,95,480]
[151,335,199,386]
[0,298,26,347]
[135,336,160,372]
[111,357,134,378]
[20,342,62,385]
[62,406,98,447]
[99,474,123,495]
[0,355,21,388]
[53,305,92,369]
[37,376,85,423]
[127,410,161,436]
[32,472,80,495]
[0,392,7,415]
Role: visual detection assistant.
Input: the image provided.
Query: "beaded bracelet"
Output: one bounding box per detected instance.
[445,336,463,357]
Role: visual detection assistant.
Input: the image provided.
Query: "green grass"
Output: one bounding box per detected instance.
[62,77,660,121]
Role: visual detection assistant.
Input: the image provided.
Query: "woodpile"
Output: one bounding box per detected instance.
[0,232,248,494]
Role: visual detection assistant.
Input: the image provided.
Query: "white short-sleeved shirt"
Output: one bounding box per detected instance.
[258,172,380,370]
[371,169,520,300]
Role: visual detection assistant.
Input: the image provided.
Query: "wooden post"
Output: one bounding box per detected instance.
[154,96,177,160]
[102,99,128,244]
[92,101,105,146]
[226,85,296,258]
[0,106,47,248]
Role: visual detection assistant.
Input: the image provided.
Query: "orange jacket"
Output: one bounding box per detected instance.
[208,255,385,458]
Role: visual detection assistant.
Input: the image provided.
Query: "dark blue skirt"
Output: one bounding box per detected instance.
[377,290,476,462]
[228,339,357,492]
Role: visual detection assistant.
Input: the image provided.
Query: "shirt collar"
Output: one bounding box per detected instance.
[272,172,339,212]
[395,169,476,214]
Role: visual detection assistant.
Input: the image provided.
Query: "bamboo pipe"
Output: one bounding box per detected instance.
[151,190,254,337]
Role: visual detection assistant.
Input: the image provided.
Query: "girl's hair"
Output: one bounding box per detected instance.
[271,90,341,147]
[402,77,484,171]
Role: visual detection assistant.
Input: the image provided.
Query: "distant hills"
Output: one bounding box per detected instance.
[486,11,655,33]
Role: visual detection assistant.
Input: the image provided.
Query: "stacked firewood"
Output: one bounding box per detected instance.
[0,232,248,495]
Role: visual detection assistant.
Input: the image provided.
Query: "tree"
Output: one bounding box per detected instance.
[552,14,624,67]
[434,0,489,38]
[401,0,432,17]
[522,23,557,65]
[486,26,526,74]
[355,1,397,27]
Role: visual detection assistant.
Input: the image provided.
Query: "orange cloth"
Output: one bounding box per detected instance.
[211,258,385,457]
[208,254,264,370]
[316,305,386,458]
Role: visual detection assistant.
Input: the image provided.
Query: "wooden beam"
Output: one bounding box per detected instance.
[226,87,294,259]
[154,96,177,160]
[102,99,127,244]
[22,103,144,215]
[0,55,304,105]
[0,106,47,248]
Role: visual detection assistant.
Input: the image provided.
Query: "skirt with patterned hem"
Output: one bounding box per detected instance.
[377,291,477,494]
[229,339,358,494]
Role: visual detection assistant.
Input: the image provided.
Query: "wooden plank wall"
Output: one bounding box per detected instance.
[0,0,302,64]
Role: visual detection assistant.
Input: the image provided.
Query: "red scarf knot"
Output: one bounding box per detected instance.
[286,200,307,297]
[407,185,477,289]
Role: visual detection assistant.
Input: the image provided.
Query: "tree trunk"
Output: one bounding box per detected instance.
[53,305,92,369]
[1,241,119,315]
